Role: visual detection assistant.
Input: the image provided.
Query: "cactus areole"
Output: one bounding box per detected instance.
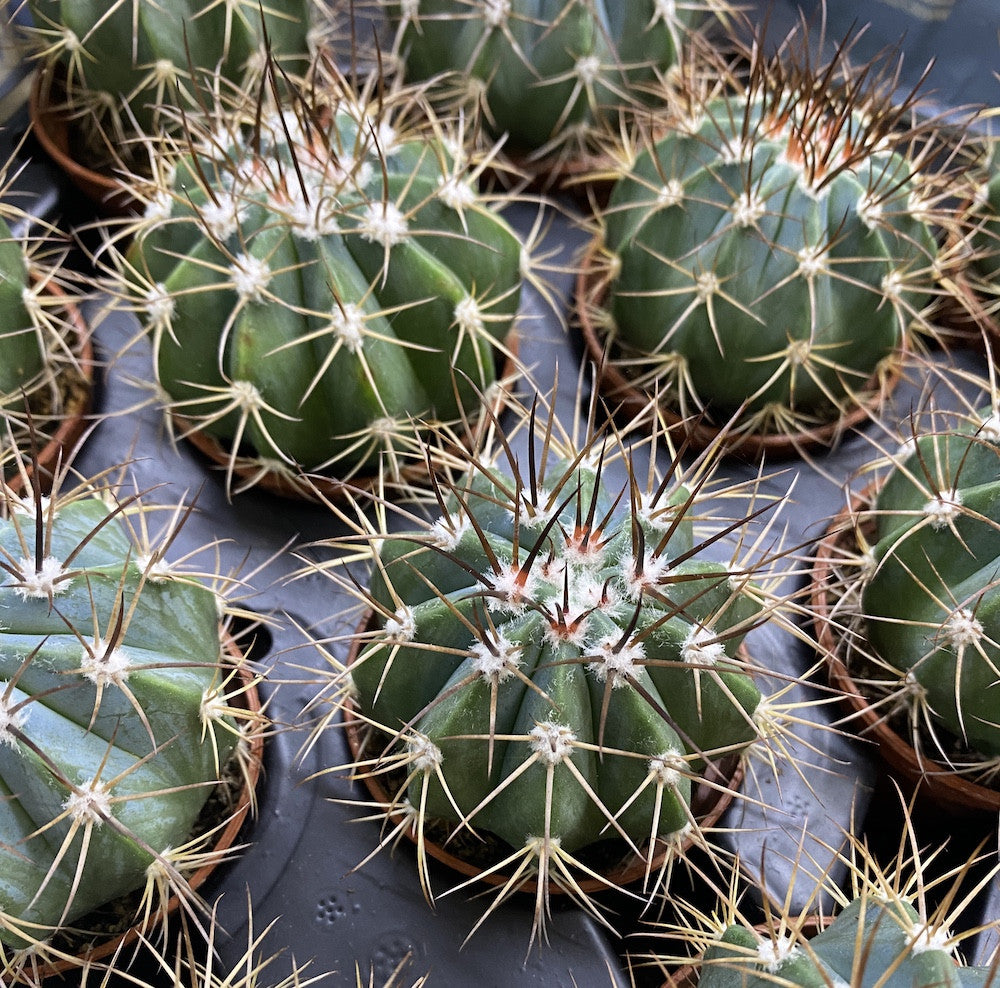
[0,495,239,949]
[384,0,720,156]
[351,443,766,877]
[125,72,522,486]
[24,0,312,137]
[861,409,1000,760]
[599,56,942,438]
[698,899,981,988]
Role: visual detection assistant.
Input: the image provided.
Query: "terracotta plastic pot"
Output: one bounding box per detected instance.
[575,246,903,460]
[809,491,1000,815]
[29,64,139,217]
[4,281,94,494]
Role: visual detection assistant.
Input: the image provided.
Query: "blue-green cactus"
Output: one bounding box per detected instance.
[592,33,949,444]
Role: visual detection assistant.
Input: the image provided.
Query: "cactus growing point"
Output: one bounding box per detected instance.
[111,59,524,497]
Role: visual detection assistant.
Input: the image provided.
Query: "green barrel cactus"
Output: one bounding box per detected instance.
[0,483,251,963]
[860,405,1000,762]
[20,0,314,171]
[593,35,947,444]
[117,64,522,494]
[697,898,988,988]
[328,392,793,936]
[383,0,729,161]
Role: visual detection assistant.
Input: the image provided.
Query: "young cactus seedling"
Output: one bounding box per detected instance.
[0,468,264,985]
[580,22,964,453]
[381,0,737,182]
[303,379,806,944]
[106,55,524,498]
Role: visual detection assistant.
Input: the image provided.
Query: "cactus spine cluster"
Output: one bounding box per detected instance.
[383,0,727,162]
[22,0,314,150]
[859,404,1000,764]
[0,482,250,964]
[117,62,523,493]
[323,392,793,936]
[697,897,986,988]
[592,35,949,443]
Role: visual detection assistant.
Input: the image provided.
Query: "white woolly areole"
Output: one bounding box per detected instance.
[575,54,601,84]
[11,493,52,517]
[681,626,725,667]
[529,721,576,765]
[756,934,798,972]
[587,634,644,687]
[649,749,686,788]
[454,295,485,335]
[0,695,26,748]
[201,191,242,242]
[328,302,367,353]
[200,686,229,726]
[384,605,417,643]
[470,633,521,682]
[695,271,719,300]
[944,607,984,649]
[881,269,905,302]
[407,733,442,773]
[483,0,510,27]
[978,411,1000,442]
[797,244,828,279]
[64,778,111,826]
[732,190,765,227]
[144,282,176,328]
[230,379,265,411]
[13,556,69,599]
[657,179,685,208]
[489,561,536,614]
[359,201,408,247]
[437,174,476,211]
[857,192,884,230]
[911,922,954,955]
[625,550,671,598]
[923,488,962,529]
[428,514,469,551]
[81,638,132,687]
[144,187,173,224]
[230,253,272,302]
[134,551,174,583]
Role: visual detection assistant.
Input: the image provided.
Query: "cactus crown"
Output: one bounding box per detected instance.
[304,382,804,942]
[108,56,523,496]
[586,23,963,446]
[0,470,262,982]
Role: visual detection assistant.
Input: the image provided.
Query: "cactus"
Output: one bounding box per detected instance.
[382,0,732,165]
[0,476,258,978]
[587,28,953,446]
[696,897,988,988]
[312,385,799,940]
[20,0,316,173]
[859,402,1000,764]
[112,60,523,495]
